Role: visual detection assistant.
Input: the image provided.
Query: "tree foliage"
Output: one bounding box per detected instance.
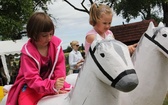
[0,0,52,40]
[1,0,168,40]
[113,0,163,23]
[63,0,168,26]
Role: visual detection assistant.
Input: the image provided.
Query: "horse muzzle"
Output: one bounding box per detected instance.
[113,69,139,92]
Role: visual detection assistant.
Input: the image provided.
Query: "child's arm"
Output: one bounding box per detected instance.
[53,47,72,91]
[54,77,67,94]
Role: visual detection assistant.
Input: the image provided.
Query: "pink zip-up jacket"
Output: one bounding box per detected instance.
[6,36,72,105]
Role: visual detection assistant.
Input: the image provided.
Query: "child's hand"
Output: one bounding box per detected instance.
[58,90,68,94]
[80,59,84,62]
[55,77,65,91]
[75,59,84,69]
[3,88,8,96]
[128,43,137,55]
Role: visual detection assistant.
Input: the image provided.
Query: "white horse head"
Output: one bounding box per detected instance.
[37,34,138,105]
[89,34,138,92]
[121,21,168,105]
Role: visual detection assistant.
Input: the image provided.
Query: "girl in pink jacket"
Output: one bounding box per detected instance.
[6,12,72,105]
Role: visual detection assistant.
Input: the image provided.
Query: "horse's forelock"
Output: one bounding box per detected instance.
[94,40,114,51]
[152,27,164,39]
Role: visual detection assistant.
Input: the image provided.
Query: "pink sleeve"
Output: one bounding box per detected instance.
[53,47,66,78]
[53,47,72,90]
[21,54,56,94]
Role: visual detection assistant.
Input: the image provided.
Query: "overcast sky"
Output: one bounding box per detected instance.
[47,0,142,49]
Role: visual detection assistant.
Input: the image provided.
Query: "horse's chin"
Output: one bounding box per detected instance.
[115,74,139,92]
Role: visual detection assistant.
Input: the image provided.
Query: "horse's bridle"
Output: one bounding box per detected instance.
[144,31,168,54]
[89,45,136,87]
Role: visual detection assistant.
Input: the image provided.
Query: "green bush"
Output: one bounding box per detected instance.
[64,53,70,75]
[163,95,168,105]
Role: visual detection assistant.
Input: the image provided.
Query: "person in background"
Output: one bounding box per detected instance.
[85,3,137,55]
[69,41,84,73]
[9,61,19,84]
[6,12,72,105]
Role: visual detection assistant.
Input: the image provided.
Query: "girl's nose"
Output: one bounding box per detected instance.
[106,24,111,28]
[48,34,52,41]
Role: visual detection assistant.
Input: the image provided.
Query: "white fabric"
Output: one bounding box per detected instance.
[0,55,10,84]
[0,38,28,84]
[0,38,28,56]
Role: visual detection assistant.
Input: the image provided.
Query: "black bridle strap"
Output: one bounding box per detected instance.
[144,33,168,54]
[111,69,136,87]
[89,47,114,82]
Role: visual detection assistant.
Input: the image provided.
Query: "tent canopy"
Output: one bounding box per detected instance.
[0,38,28,84]
[0,38,28,56]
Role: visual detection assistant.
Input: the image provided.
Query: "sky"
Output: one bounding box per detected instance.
[47,0,142,49]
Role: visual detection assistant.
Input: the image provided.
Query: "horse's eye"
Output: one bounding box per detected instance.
[162,34,167,37]
[100,53,105,57]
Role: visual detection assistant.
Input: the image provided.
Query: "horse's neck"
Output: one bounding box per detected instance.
[68,55,120,105]
[133,36,168,79]
[121,37,168,105]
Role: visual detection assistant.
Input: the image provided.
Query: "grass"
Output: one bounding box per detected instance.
[163,94,168,105]
[64,53,70,75]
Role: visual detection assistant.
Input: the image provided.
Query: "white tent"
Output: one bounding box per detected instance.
[0,38,28,84]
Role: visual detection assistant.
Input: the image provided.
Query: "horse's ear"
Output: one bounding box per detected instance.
[158,22,164,27]
[91,34,102,48]
[146,21,155,34]
[94,34,102,41]
[105,34,114,40]
[148,21,155,29]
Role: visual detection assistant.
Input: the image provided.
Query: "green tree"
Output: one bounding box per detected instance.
[65,46,72,53]
[0,0,52,40]
[113,0,164,24]
[162,1,168,26]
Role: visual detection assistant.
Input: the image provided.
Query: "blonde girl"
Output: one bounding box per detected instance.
[85,3,137,55]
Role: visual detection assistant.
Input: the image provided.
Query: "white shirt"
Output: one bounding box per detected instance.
[68,50,84,70]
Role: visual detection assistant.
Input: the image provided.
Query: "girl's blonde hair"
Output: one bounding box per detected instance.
[70,40,79,48]
[89,3,113,26]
